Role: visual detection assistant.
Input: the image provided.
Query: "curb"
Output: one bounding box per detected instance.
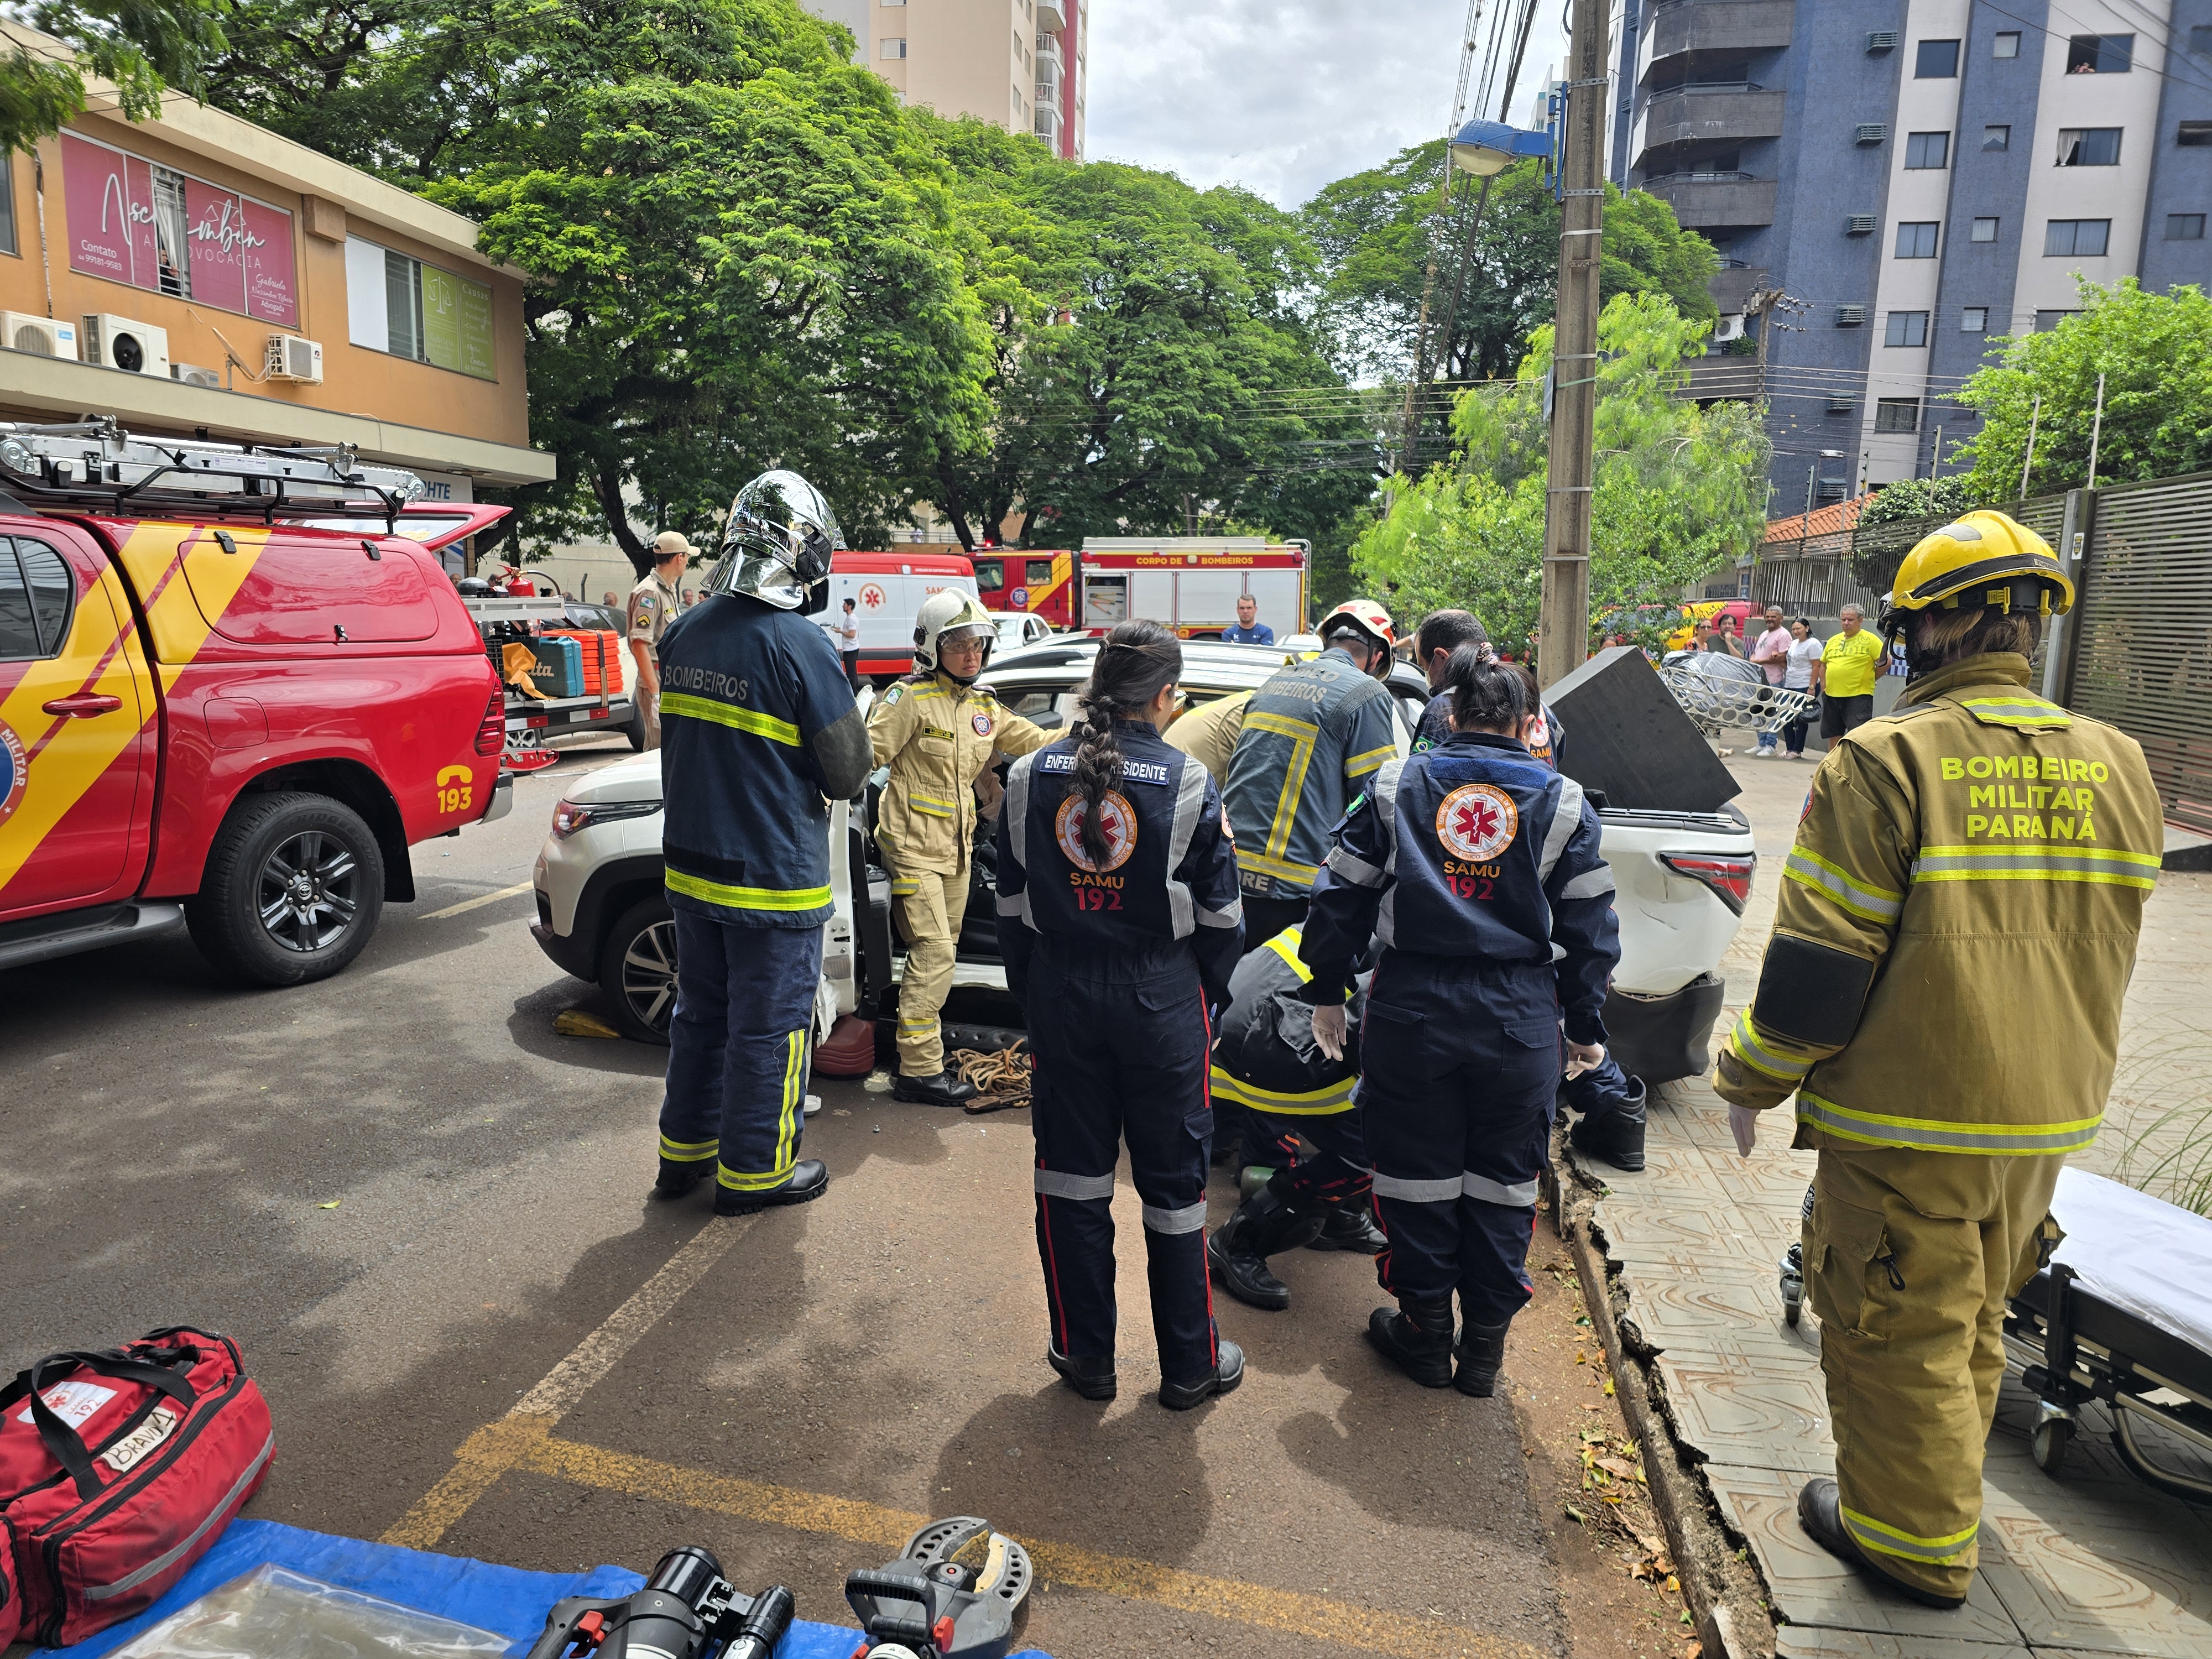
[1547,1129,1777,1659]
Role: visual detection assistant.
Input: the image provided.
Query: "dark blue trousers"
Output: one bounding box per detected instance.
[658,910,820,1197]
[1026,941,1218,1383]
[1359,953,1559,1327]
[1241,1109,1370,1210]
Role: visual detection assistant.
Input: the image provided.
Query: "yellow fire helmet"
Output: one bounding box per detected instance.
[1876,509,2073,646]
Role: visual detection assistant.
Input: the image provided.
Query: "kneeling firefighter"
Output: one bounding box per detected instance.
[996,620,1247,1408]
[1301,647,1620,1395]
[1206,920,1382,1312]
[1714,510,2160,1609]
[869,592,1050,1106]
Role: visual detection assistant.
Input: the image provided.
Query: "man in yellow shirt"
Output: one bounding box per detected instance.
[1817,603,1887,742]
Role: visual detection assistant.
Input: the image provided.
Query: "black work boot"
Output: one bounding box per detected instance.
[1305,1200,1387,1255]
[1047,1345,1117,1401]
[892,1070,977,1108]
[653,1159,709,1199]
[1366,1296,1456,1389]
[1796,1477,1968,1610]
[713,1159,830,1217]
[1160,1339,1245,1410]
[1570,1076,1648,1173]
[1207,1172,1326,1311]
[1454,1319,1511,1397]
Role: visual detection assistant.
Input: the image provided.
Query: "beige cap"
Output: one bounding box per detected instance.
[654,530,698,561]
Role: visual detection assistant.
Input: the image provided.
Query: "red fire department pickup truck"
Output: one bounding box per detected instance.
[0,421,513,987]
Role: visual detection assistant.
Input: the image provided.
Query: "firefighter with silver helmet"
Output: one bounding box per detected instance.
[867,591,1051,1106]
[652,470,873,1215]
[1715,510,2160,1609]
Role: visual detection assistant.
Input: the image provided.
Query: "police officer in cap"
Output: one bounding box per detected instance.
[628,531,694,750]
[997,620,1246,1408]
[653,471,872,1214]
[1301,648,1620,1395]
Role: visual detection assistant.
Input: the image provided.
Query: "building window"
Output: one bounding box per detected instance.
[2057,128,2123,165]
[880,36,906,56]
[150,165,192,298]
[1994,31,2021,59]
[2179,122,2212,147]
[1971,217,1999,242]
[2066,34,2132,73]
[2194,25,2212,53]
[2170,213,2208,241]
[1916,39,1960,77]
[1984,124,2010,150]
[1885,310,1929,347]
[1962,307,1989,331]
[2044,218,2111,257]
[344,234,497,378]
[1875,398,1921,432]
[0,145,18,257]
[1905,131,1951,169]
[2034,310,2078,331]
[1895,221,1939,258]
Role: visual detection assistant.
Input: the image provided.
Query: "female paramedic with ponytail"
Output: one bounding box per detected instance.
[1300,648,1621,1396]
[996,621,1248,1410]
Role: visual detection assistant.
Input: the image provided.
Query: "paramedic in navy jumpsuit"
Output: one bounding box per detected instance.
[1301,648,1620,1396]
[997,620,1248,1410]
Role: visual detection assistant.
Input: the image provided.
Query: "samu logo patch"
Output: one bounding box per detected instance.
[1436,783,1517,862]
[1056,791,1137,873]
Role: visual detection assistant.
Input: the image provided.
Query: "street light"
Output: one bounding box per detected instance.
[1447,118,1554,177]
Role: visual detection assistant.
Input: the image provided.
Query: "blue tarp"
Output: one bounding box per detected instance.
[36,1519,1050,1658]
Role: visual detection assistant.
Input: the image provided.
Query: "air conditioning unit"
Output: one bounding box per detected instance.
[1836,305,1869,326]
[1845,214,1877,234]
[264,333,324,384]
[173,363,224,390]
[3,311,79,359]
[82,314,171,378]
[1855,124,1889,145]
[1827,395,1859,414]
[1713,314,1746,343]
[1866,30,1897,52]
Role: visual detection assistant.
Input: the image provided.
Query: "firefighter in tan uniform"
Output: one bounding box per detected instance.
[1164,688,1253,789]
[1715,512,2161,1609]
[627,531,693,750]
[869,592,1050,1105]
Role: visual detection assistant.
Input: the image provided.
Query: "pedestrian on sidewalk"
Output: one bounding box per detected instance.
[997,621,1248,1410]
[1300,647,1619,1398]
[1816,604,1884,739]
[1780,618,1820,758]
[1713,510,2162,1610]
[833,596,862,691]
[1750,605,1792,756]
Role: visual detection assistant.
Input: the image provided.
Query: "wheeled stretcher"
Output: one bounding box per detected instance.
[2002,1167,2212,1503]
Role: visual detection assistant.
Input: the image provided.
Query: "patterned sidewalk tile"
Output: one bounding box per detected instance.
[1619,1260,1821,1365]
[1655,1345,1835,1472]
[1776,1628,2028,1659]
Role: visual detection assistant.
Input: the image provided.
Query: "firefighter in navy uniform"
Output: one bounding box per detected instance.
[996,620,1248,1410]
[1301,648,1620,1395]
[654,471,873,1216]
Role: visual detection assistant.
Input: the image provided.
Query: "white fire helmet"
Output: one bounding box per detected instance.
[914,591,998,680]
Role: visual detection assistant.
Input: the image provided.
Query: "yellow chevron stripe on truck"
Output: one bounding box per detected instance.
[114,520,272,687]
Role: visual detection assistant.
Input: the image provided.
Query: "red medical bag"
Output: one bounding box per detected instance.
[0,1326,273,1646]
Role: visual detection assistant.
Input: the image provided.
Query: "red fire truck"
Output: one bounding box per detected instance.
[972,549,1077,629]
[1073,538,1309,638]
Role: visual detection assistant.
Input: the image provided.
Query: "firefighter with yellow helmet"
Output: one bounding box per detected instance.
[868,591,1051,1105]
[1715,510,2161,1609]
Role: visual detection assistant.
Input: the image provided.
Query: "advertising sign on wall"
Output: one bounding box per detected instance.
[61,131,298,327]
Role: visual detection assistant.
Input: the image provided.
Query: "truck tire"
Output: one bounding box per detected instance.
[599,894,679,1044]
[186,791,386,987]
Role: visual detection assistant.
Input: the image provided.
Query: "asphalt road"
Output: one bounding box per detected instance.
[0,738,1670,1659]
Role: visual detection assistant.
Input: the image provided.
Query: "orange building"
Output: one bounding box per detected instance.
[0,22,551,497]
[807,0,1087,160]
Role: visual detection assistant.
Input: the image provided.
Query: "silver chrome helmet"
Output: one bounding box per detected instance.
[705,469,843,612]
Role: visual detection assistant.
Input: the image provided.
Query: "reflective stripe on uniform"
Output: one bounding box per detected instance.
[1345,743,1395,777]
[1463,1171,1540,1207]
[1237,848,1322,884]
[1163,754,1209,937]
[1958,695,2072,730]
[1035,1168,1115,1200]
[1796,1091,2101,1154]
[1910,843,2159,890]
[1244,710,1319,865]
[1557,864,1615,901]
[666,869,832,912]
[1328,846,1386,889]
[658,692,800,747]
[1730,1010,1811,1082]
[659,1134,718,1164]
[890,877,921,896]
[1194,899,1243,929]
[906,793,956,818]
[716,1035,805,1192]
[1371,1170,1462,1203]
[1538,775,1587,880]
[1207,1067,1357,1116]
[1142,1200,1208,1234]
[1840,1504,1981,1566]
[1783,847,1903,922]
[1261,926,1313,983]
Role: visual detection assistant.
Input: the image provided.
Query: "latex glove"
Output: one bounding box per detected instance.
[1729,1104,1760,1158]
[1564,1041,1605,1079]
[1311,1003,1347,1062]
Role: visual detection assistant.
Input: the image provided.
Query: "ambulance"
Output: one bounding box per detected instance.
[822,550,980,677]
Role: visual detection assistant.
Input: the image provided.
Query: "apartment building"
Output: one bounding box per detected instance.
[1609,1,2211,503]
[806,0,1087,159]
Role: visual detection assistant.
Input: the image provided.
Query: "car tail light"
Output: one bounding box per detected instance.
[474,686,504,755]
[1661,852,1756,914]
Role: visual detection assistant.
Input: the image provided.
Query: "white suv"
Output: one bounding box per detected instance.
[530,638,1753,1079]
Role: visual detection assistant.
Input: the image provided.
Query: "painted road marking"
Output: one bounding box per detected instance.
[423,880,536,920]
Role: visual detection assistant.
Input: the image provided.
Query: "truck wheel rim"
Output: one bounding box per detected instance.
[257,830,359,953]
[621,920,679,1032]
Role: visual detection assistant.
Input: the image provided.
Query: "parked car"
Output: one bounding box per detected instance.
[993,611,1054,653]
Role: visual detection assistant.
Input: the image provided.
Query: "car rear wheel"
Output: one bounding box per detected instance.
[187,792,385,986]
[599,894,678,1044]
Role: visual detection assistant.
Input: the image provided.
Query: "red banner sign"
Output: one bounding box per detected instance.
[61,131,298,327]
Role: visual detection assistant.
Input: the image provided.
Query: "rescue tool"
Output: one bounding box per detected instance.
[843,1515,1034,1659]
[523,1546,794,1659]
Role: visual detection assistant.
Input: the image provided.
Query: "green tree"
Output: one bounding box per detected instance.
[1350,293,1767,664]
[4,0,228,153]
[1954,278,2212,503]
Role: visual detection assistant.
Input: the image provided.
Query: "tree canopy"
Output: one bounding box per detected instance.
[4,0,227,153]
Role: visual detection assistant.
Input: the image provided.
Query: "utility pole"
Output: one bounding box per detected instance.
[1537,0,1608,686]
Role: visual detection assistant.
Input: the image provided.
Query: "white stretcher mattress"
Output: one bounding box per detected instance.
[2047,1166,2212,1362]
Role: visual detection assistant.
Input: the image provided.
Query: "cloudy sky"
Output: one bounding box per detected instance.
[1082,0,1570,210]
